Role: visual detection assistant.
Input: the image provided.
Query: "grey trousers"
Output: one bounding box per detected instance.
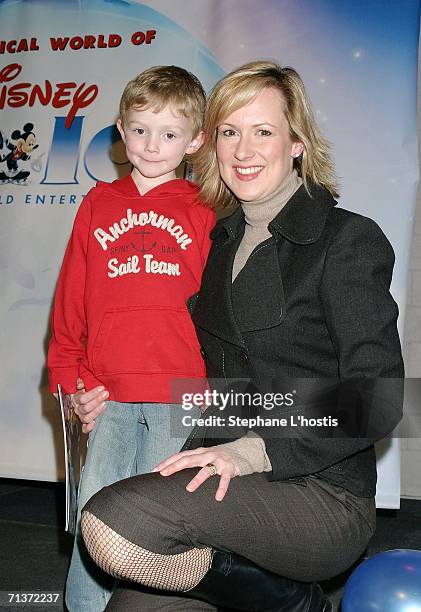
[84,470,376,611]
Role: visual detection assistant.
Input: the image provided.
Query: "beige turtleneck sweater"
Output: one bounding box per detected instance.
[233,169,302,281]
[219,171,302,476]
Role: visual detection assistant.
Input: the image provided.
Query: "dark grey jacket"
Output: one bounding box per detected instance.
[184,183,404,497]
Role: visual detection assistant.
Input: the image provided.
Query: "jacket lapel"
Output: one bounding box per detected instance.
[269,182,336,243]
[192,223,246,348]
[232,239,286,332]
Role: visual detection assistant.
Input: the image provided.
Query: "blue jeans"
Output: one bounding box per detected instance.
[65,401,198,612]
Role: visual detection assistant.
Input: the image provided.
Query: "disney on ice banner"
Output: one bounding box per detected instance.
[0,0,419,506]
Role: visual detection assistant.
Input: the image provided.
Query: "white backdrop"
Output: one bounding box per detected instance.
[0,0,419,508]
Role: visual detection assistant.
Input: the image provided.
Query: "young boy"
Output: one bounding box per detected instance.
[47,65,215,612]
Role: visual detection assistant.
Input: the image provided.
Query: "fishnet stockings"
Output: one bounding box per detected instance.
[81,511,213,592]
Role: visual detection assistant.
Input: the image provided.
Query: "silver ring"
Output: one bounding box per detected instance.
[206,463,217,476]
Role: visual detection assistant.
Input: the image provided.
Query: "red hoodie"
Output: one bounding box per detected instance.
[48,174,215,402]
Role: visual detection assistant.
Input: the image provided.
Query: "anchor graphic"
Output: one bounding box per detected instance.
[132,230,157,254]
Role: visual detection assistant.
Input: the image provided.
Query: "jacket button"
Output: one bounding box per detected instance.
[200,346,207,358]
[238,350,249,362]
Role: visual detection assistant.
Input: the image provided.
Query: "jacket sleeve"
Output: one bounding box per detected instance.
[263,215,404,481]
[47,192,101,394]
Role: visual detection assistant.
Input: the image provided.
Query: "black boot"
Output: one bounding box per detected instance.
[186,549,332,612]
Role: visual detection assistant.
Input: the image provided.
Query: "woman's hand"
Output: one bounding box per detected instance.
[152,447,240,502]
[71,378,109,434]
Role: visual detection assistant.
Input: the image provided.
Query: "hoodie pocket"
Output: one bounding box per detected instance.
[91,306,202,376]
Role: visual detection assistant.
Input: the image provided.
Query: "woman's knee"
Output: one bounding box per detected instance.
[80,507,212,591]
[80,509,153,584]
[81,510,124,576]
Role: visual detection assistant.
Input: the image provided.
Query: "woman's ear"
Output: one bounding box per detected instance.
[116,118,126,144]
[186,130,205,155]
[291,141,304,158]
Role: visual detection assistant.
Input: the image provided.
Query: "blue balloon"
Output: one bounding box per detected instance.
[343,549,421,612]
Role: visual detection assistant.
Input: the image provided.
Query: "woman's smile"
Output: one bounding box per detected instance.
[234,165,264,180]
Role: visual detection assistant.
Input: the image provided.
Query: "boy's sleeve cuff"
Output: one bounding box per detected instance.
[78,366,103,392]
[48,367,80,395]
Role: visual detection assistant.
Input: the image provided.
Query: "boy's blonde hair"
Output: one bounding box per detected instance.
[119,65,206,137]
[194,60,339,209]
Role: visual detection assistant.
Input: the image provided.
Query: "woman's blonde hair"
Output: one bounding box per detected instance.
[194,60,339,209]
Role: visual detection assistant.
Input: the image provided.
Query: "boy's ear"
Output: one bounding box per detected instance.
[185,130,204,155]
[116,118,126,144]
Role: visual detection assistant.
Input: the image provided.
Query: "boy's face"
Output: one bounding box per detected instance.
[117,105,203,194]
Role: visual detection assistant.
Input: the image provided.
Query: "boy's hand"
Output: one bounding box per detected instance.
[71,380,109,433]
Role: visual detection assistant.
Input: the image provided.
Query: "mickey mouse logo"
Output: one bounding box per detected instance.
[0,122,39,184]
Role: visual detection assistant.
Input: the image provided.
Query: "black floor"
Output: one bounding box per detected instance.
[1,478,421,611]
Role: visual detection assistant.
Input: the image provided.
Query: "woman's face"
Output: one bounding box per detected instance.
[216,87,303,202]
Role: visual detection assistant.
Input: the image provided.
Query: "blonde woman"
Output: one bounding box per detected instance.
[78,61,403,611]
